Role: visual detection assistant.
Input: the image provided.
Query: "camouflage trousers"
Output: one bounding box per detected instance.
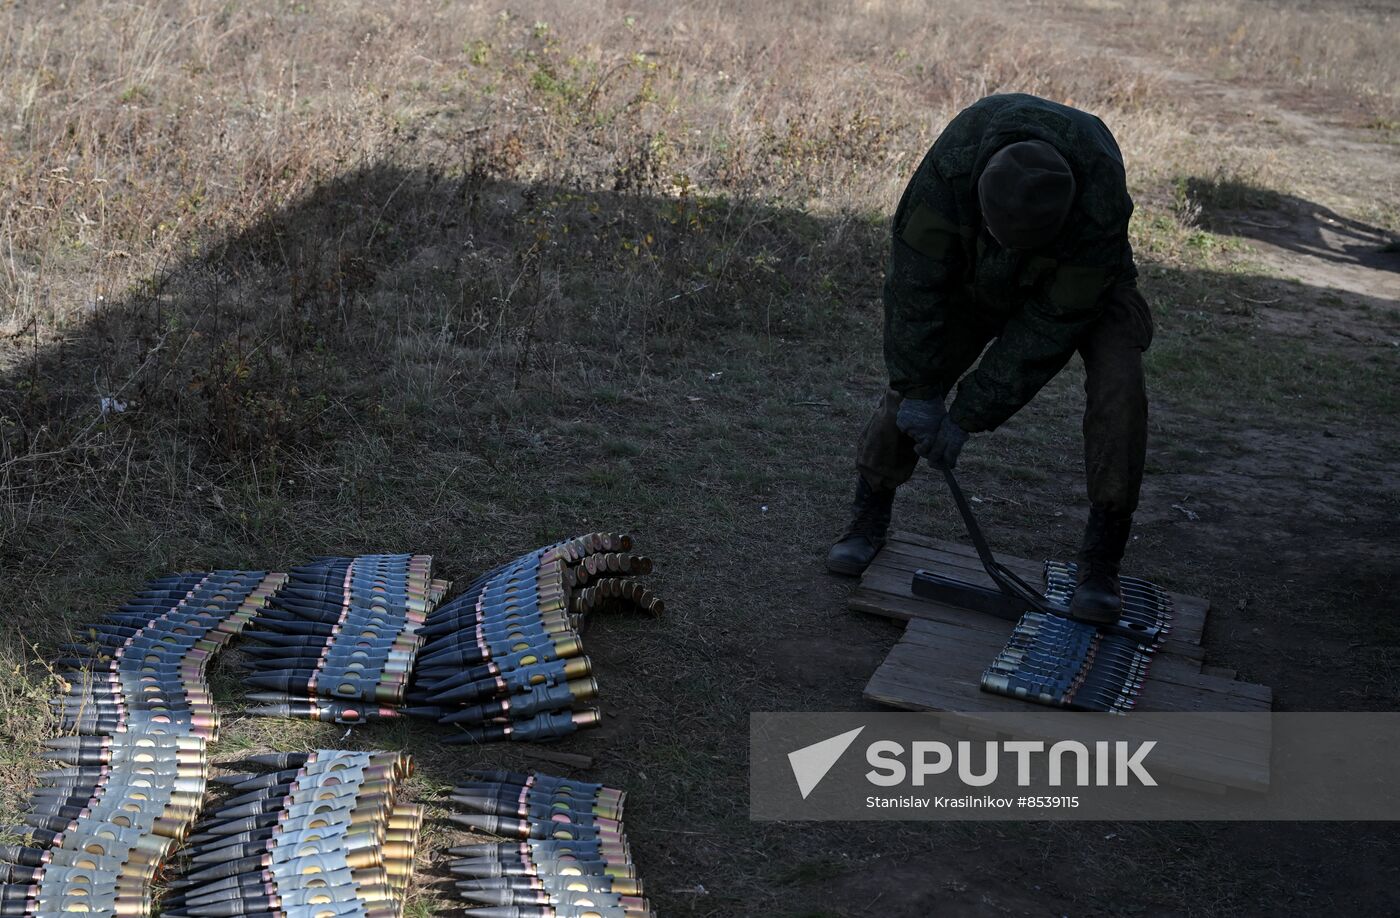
[856,282,1153,515]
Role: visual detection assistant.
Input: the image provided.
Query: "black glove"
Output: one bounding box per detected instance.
[895,398,946,457]
[926,416,969,469]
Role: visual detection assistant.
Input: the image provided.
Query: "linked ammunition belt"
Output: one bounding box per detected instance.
[438,769,655,918]
[980,561,1173,713]
[407,533,663,744]
[239,536,661,741]
[241,554,449,720]
[164,750,419,918]
[0,570,285,918]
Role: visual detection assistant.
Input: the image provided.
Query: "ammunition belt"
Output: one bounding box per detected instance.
[240,553,448,712]
[439,768,655,918]
[2,571,285,918]
[408,533,662,744]
[167,750,419,918]
[1043,561,1173,644]
[980,562,1172,713]
[237,535,660,740]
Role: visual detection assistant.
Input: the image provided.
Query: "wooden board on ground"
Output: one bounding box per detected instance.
[852,534,1275,791]
[864,617,1273,791]
[851,531,1210,661]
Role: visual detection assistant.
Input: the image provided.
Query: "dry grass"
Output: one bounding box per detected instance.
[0,0,1190,546]
[1064,0,1400,120]
[0,0,1167,344]
[1,2,1397,916]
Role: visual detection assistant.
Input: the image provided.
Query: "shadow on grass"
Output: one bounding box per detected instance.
[4,165,1394,493]
[1181,174,1400,272]
[1,165,1399,916]
[1,164,882,470]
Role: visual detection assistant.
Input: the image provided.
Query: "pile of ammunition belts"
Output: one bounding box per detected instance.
[408,533,660,744]
[439,769,654,918]
[2,535,663,915]
[0,571,284,917]
[240,553,449,724]
[234,534,660,744]
[980,561,1172,713]
[162,750,419,918]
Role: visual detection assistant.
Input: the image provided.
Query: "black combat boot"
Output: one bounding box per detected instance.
[1069,506,1134,625]
[825,477,896,576]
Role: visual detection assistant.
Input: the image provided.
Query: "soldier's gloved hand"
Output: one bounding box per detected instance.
[895,398,947,457]
[926,416,969,469]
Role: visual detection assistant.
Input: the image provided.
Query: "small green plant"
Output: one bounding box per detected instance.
[465,38,490,66]
[118,83,152,104]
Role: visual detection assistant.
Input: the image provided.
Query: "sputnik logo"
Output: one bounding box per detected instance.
[787,727,865,799]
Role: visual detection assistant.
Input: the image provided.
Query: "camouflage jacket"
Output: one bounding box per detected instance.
[883,93,1137,433]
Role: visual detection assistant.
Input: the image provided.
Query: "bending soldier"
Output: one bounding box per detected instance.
[826,93,1154,624]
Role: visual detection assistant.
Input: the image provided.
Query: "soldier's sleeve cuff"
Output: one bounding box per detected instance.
[893,383,946,402]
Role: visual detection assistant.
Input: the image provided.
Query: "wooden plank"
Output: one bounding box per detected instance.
[868,664,1271,769]
[851,533,1209,657]
[865,674,1269,791]
[892,619,1270,709]
[901,708,1240,798]
[875,534,1210,648]
[889,620,1271,719]
[854,561,1207,664]
[863,616,1273,791]
[886,532,1218,648]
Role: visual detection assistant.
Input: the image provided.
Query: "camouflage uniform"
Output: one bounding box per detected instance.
[857,94,1153,514]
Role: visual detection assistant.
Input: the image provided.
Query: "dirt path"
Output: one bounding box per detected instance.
[1168,73,1393,307]
[1047,5,1398,313]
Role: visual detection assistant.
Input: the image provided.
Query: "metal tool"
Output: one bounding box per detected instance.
[911,468,1167,644]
